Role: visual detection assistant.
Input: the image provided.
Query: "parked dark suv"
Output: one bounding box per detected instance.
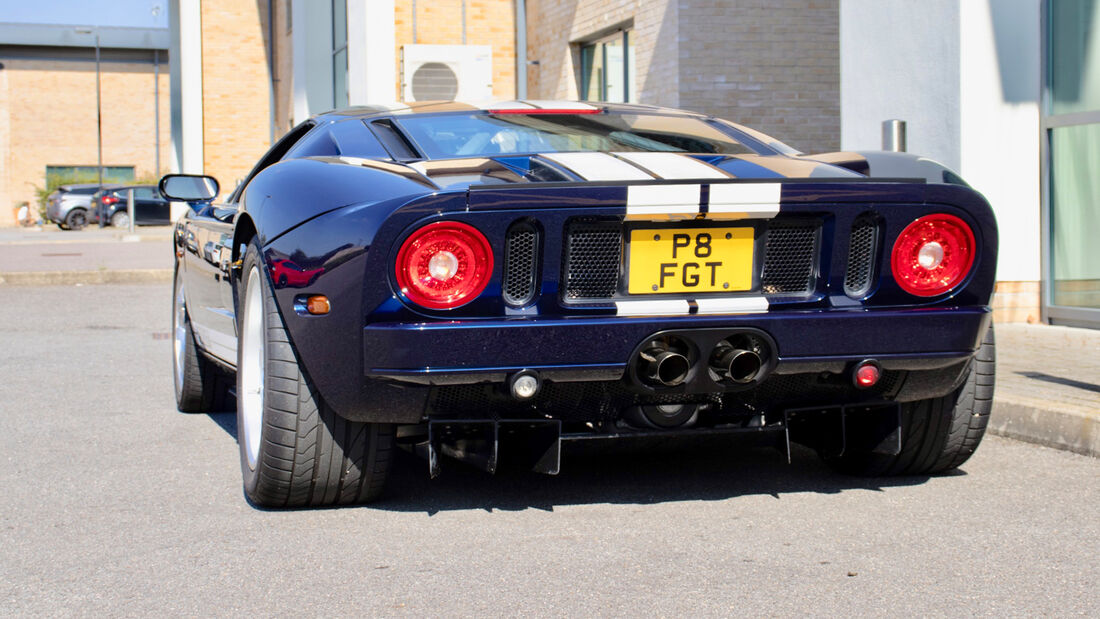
[93,185,172,228]
[46,183,120,230]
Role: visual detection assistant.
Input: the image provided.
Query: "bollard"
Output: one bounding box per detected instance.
[882,119,907,152]
[127,187,135,233]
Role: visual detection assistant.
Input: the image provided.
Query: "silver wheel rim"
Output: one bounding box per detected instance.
[173,277,187,396]
[114,213,129,228]
[239,266,265,471]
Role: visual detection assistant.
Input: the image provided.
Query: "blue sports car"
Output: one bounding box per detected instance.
[165,101,998,508]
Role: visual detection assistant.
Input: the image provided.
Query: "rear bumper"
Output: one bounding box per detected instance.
[363,306,992,384]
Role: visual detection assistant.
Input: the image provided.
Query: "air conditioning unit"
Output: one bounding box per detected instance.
[401,44,493,102]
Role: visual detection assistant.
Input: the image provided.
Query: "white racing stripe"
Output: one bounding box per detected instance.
[694,296,770,314]
[707,183,782,219]
[540,152,653,181]
[615,299,692,316]
[614,152,730,180]
[625,184,700,219]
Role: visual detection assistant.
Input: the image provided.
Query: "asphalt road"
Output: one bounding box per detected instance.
[2,283,1097,616]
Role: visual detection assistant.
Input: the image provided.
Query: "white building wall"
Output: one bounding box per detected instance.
[291,0,334,124]
[347,0,395,105]
[959,0,1041,283]
[841,0,1042,286]
[840,0,961,171]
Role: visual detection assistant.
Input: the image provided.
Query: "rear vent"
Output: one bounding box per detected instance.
[844,214,880,297]
[562,220,622,299]
[502,221,540,306]
[760,221,819,295]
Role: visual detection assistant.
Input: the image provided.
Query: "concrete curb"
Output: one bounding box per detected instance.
[0,269,173,286]
[989,398,1099,458]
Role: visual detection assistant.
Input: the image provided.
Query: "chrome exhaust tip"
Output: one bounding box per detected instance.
[712,347,763,384]
[640,348,691,387]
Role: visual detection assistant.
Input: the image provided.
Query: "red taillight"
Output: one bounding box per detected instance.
[488,108,601,115]
[395,221,493,309]
[102,196,119,205]
[891,213,976,297]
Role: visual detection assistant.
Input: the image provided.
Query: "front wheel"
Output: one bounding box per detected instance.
[173,267,228,412]
[827,325,995,476]
[236,240,394,507]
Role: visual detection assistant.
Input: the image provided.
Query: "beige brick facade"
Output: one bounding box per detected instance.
[0,50,171,227]
[200,0,273,194]
[395,0,516,99]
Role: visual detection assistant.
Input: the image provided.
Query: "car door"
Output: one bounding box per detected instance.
[181,200,238,364]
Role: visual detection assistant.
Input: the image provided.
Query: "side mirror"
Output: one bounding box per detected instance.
[160,174,219,202]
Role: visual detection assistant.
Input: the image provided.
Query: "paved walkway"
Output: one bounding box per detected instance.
[0,224,1096,456]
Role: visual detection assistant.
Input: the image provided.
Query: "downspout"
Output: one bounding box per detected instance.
[268,0,275,144]
[515,0,526,99]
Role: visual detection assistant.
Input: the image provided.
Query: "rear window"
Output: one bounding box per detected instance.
[66,186,99,195]
[392,113,762,159]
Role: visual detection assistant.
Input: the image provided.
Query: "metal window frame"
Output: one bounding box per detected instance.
[1039,0,1100,329]
[578,28,632,103]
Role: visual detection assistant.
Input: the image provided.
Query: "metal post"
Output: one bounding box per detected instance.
[127,188,135,234]
[95,31,102,186]
[154,49,160,176]
[882,119,907,152]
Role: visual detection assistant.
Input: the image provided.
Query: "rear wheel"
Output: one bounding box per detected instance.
[173,267,228,412]
[237,240,394,507]
[827,325,995,476]
[64,209,87,230]
[111,211,130,229]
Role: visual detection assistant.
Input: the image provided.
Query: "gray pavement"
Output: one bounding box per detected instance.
[1,283,1098,616]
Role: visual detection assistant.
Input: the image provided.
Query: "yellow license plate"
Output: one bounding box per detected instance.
[627,226,754,294]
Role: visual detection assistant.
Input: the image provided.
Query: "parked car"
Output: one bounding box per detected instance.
[93,185,172,228]
[167,101,998,508]
[45,183,120,230]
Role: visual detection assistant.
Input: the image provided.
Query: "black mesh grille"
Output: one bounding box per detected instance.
[562,221,622,299]
[502,222,539,306]
[844,215,879,297]
[761,221,818,294]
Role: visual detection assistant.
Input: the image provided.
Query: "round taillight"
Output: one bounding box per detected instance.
[395,221,493,309]
[891,213,976,297]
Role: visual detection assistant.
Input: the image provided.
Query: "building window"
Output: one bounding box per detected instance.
[1043,0,1100,327]
[45,165,135,186]
[332,0,348,108]
[580,29,635,103]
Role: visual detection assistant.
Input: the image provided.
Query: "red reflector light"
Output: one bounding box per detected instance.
[488,108,601,115]
[854,362,881,388]
[395,221,493,309]
[891,213,976,297]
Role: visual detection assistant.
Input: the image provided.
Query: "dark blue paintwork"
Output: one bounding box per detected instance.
[173,103,999,424]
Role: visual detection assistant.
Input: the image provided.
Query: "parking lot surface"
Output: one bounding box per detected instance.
[2,283,1097,616]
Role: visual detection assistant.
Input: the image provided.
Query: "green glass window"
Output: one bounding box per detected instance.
[580,29,635,103]
[332,0,348,109]
[1050,0,1100,115]
[1050,123,1100,308]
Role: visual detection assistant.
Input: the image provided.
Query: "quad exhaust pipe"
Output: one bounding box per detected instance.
[630,329,775,391]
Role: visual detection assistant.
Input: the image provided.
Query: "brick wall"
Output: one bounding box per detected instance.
[394,0,516,100]
[200,0,273,194]
[526,0,680,107]
[525,0,839,153]
[0,51,170,226]
[677,0,839,154]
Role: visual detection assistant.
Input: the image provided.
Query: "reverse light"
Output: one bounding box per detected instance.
[395,221,493,309]
[891,213,976,297]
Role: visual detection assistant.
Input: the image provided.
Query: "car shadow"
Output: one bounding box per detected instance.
[203,411,944,513]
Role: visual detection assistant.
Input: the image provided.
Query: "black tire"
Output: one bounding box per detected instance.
[172,266,229,412]
[64,209,87,230]
[236,240,394,507]
[57,223,69,230]
[828,325,995,476]
[110,211,130,229]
